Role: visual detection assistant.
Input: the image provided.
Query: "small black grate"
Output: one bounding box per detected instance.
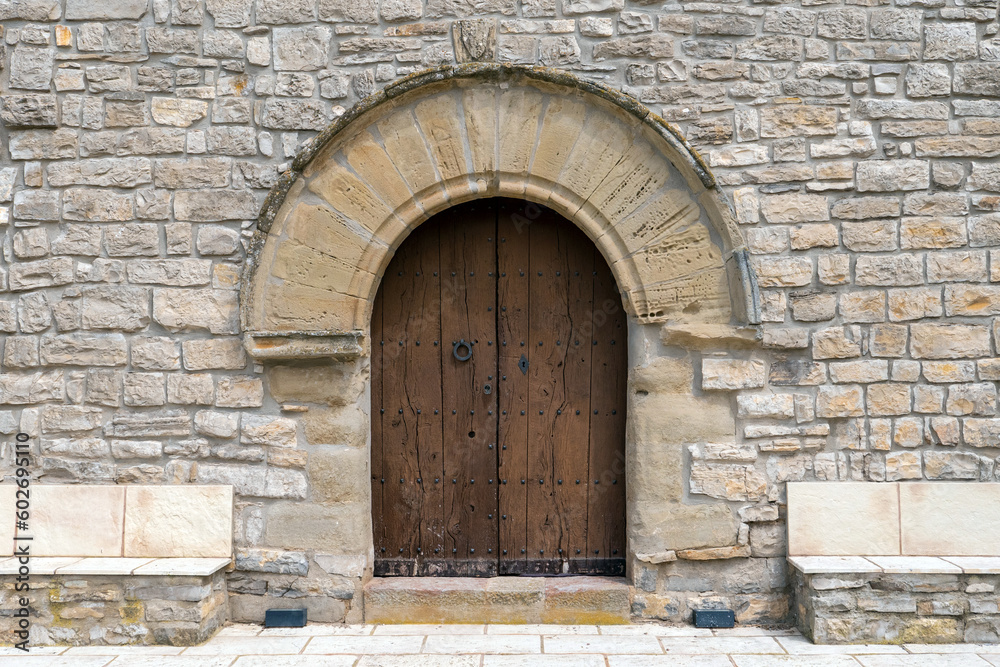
[265,608,307,628]
[693,609,735,628]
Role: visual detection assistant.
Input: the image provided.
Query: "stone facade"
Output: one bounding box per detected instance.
[1,0,1000,635]
[1,570,227,646]
[794,568,1000,644]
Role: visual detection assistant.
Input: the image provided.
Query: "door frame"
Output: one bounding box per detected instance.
[370,198,628,578]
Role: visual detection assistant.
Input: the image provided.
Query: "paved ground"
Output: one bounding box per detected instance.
[5,624,1000,666]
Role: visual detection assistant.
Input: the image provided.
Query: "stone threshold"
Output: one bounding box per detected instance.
[788,555,1000,575]
[0,556,231,576]
[364,576,631,625]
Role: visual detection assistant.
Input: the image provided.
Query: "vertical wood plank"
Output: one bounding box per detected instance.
[559,220,596,569]
[411,224,444,562]
[439,201,499,571]
[587,247,628,571]
[379,240,423,562]
[524,211,594,570]
[497,200,531,573]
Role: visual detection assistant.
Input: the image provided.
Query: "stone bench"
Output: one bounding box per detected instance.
[787,481,1000,644]
[0,484,233,646]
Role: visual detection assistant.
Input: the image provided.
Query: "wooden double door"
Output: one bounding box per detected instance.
[371,198,626,577]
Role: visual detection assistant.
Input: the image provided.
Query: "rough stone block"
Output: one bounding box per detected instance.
[152,289,239,334]
[241,414,297,448]
[167,373,214,405]
[123,373,166,407]
[856,160,930,192]
[273,27,331,71]
[911,324,991,360]
[182,338,246,371]
[701,359,766,391]
[923,452,980,481]
[40,333,127,367]
[310,446,369,504]
[753,257,813,287]
[690,462,767,501]
[816,385,864,418]
[760,194,830,223]
[760,106,837,138]
[868,383,911,417]
[173,190,257,222]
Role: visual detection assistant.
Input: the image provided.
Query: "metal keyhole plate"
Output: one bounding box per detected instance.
[518,354,529,375]
[483,384,492,395]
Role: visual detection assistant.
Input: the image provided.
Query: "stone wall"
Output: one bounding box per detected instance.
[793,568,1000,644]
[2,0,1000,628]
[1,570,227,646]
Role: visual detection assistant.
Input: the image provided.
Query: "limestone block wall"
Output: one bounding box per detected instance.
[1,0,1000,628]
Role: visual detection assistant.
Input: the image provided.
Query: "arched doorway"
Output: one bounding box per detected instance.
[371,198,627,577]
[243,67,763,617]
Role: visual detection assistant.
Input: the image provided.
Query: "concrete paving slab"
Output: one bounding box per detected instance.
[485,656,606,667]
[374,625,485,635]
[303,636,425,655]
[543,634,664,653]
[660,636,786,654]
[733,657,861,667]
[104,658,238,667]
[12,622,1000,665]
[423,635,541,654]
[857,656,996,666]
[234,657,358,667]
[357,657,479,667]
[183,637,309,655]
[777,636,907,654]
[607,657,734,667]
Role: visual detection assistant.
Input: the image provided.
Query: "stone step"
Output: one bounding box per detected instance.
[364,576,631,625]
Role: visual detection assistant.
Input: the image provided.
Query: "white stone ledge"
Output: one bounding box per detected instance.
[244,331,365,360]
[788,555,1000,575]
[0,556,231,577]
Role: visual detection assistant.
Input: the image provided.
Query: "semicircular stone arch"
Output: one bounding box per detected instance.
[242,64,760,359]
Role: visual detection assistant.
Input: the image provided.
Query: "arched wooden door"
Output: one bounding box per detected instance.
[371,198,626,577]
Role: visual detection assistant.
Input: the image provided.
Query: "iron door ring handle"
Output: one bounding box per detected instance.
[453,339,472,361]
